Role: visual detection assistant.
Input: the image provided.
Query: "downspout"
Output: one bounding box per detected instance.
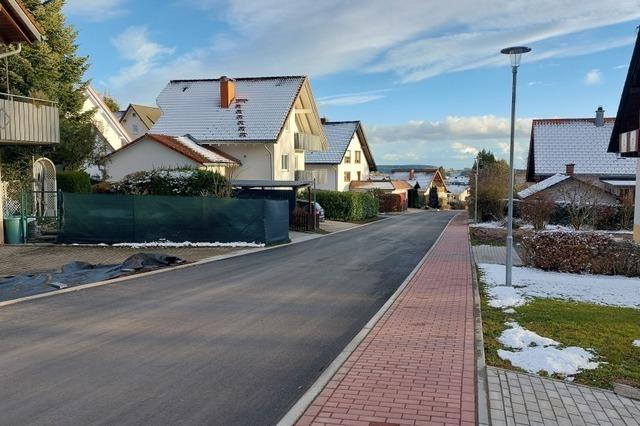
[264,144,274,180]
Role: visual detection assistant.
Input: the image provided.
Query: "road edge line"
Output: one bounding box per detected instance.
[277,213,458,426]
[0,216,392,309]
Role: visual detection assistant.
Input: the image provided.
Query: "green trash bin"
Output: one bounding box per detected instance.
[3,216,24,244]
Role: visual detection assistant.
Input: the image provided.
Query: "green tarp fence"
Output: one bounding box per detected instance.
[58,192,289,245]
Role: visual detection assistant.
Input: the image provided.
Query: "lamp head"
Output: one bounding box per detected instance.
[501,46,531,67]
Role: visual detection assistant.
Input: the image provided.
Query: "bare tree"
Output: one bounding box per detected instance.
[521,192,555,231]
[556,181,602,230]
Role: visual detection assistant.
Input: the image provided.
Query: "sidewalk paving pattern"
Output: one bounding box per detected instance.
[296,215,476,426]
[487,367,640,426]
[472,244,523,267]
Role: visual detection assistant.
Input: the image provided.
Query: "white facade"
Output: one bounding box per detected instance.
[107,138,200,181]
[120,108,148,140]
[81,87,131,151]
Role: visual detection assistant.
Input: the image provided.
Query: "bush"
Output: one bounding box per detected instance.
[522,231,640,277]
[57,170,91,193]
[314,190,378,221]
[428,187,440,209]
[521,193,555,231]
[379,193,404,212]
[468,160,509,221]
[111,169,231,197]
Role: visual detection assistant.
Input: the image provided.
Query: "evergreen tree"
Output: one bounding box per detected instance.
[0,0,96,170]
[102,94,120,113]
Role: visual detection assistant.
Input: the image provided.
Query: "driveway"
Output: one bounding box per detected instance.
[0,211,457,426]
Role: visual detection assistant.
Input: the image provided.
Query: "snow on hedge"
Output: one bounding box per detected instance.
[634,340,640,347]
[479,263,640,309]
[497,322,599,376]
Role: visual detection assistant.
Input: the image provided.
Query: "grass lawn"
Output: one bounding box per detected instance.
[479,272,640,389]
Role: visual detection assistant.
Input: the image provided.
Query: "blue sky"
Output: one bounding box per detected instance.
[64,0,640,169]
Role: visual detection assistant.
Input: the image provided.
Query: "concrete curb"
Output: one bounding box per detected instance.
[277,214,458,426]
[0,216,391,309]
[469,228,491,426]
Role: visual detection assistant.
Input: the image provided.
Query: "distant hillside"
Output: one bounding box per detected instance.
[376,164,438,174]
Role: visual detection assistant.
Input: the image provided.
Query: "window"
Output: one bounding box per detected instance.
[355,150,362,164]
[281,154,289,171]
[344,150,351,164]
[357,171,361,181]
[294,155,299,170]
[344,171,351,182]
[132,124,139,134]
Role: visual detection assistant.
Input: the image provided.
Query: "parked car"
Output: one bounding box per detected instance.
[296,199,325,222]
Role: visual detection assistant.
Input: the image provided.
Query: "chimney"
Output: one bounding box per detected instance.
[320,117,328,124]
[595,106,605,127]
[409,169,415,180]
[220,76,235,108]
[565,163,575,176]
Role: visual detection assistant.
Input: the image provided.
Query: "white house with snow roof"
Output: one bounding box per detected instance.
[304,120,377,191]
[106,76,327,182]
[526,108,636,200]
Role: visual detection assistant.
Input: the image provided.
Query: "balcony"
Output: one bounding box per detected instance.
[0,93,60,145]
[294,133,323,151]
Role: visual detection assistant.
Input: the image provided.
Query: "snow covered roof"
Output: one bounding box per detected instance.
[527,118,636,180]
[390,169,443,191]
[305,122,358,164]
[106,134,241,166]
[601,179,636,187]
[349,180,411,191]
[151,76,307,143]
[448,185,469,195]
[518,173,570,199]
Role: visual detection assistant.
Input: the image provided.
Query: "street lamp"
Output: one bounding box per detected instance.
[474,156,479,223]
[501,46,530,287]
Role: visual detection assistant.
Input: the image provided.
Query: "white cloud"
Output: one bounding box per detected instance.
[106,0,640,104]
[368,115,531,167]
[317,90,387,107]
[64,0,127,21]
[109,27,175,88]
[584,69,603,85]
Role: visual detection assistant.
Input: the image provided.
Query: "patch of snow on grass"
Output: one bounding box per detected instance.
[499,322,558,349]
[497,321,599,376]
[469,221,504,229]
[633,340,640,347]
[479,263,640,309]
[498,346,599,376]
[487,286,526,309]
[112,241,265,248]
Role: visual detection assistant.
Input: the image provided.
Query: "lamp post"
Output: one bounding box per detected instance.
[501,46,530,287]
[474,156,479,223]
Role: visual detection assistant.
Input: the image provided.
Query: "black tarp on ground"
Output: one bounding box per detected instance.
[58,193,289,245]
[0,253,184,302]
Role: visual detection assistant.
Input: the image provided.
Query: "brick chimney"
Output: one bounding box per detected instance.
[595,106,605,127]
[220,76,235,108]
[409,169,415,180]
[565,163,575,175]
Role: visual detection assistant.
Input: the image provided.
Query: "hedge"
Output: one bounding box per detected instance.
[379,193,404,213]
[314,190,378,221]
[521,231,640,277]
[57,170,92,193]
[111,169,231,197]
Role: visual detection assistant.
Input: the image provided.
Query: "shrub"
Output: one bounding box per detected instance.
[428,187,440,209]
[379,193,403,212]
[468,160,509,221]
[314,190,378,221]
[521,231,640,277]
[521,193,555,231]
[111,169,231,197]
[57,170,91,193]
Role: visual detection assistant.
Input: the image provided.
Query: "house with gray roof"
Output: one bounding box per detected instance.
[130,75,328,182]
[304,120,377,191]
[526,108,636,201]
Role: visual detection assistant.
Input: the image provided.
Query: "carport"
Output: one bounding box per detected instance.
[231,180,317,231]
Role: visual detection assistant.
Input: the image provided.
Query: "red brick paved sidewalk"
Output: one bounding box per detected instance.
[296,215,476,426]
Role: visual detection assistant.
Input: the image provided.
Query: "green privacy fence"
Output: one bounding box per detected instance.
[58,193,289,245]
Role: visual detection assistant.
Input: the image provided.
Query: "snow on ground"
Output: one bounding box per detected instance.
[499,322,558,348]
[111,241,265,248]
[634,340,640,347]
[479,263,640,309]
[469,221,504,229]
[497,322,599,376]
[470,221,632,235]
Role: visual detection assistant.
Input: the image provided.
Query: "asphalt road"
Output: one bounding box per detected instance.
[0,211,457,426]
